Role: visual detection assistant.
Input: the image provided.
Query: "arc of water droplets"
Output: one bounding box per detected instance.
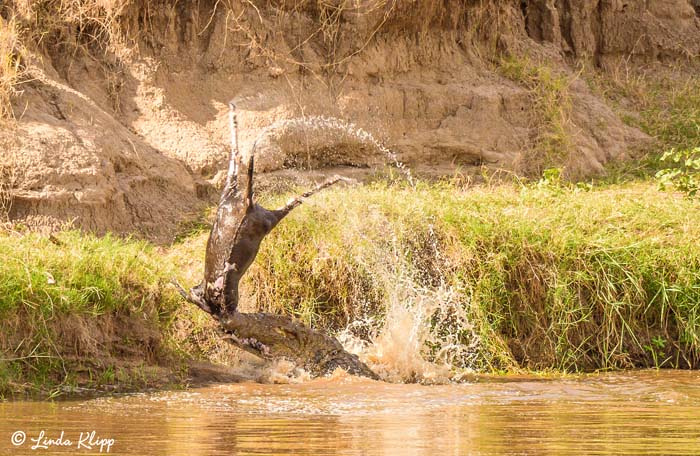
[250,115,415,186]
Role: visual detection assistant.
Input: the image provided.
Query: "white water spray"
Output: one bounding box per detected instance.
[338,280,481,384]
[250,115,415,186]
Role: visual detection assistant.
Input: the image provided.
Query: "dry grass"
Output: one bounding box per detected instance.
[1,0,522,114]
[1,0,127,118]
[584,61,700,180]
[606,64,700,151]
[0,16,24,119]
[11,0,126,45]
[499,54,577,176]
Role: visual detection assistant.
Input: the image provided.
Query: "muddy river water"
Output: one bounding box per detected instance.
[1,370,699,455]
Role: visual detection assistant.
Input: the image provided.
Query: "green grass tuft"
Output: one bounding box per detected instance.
[0,230,224,397]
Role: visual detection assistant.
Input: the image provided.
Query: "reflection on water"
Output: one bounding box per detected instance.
[2,370,700,455]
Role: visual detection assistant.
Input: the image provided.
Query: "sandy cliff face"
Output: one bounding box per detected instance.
[3,66,203,241]
[2,0,699,239]
[524,0,700,62]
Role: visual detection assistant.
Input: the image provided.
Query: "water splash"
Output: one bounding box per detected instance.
[338,278,481,384]
[337,223,481,383]
[251,115,415,186]
[261,359,313,384]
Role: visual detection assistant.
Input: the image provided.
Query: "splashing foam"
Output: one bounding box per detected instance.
[261,359,313,384]
[339,280,481,384]
[336,224,481,384]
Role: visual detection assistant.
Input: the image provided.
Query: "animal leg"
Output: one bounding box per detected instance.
[170,279,215,316]
[219,101,243,203]
[272,176,345,222]
[244,153,255,209]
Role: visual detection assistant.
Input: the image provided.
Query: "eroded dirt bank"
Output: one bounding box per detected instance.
[1,0,699,239]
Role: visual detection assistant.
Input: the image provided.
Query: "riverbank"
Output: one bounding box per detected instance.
[0,229,244,397]
[2,179,699,396]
